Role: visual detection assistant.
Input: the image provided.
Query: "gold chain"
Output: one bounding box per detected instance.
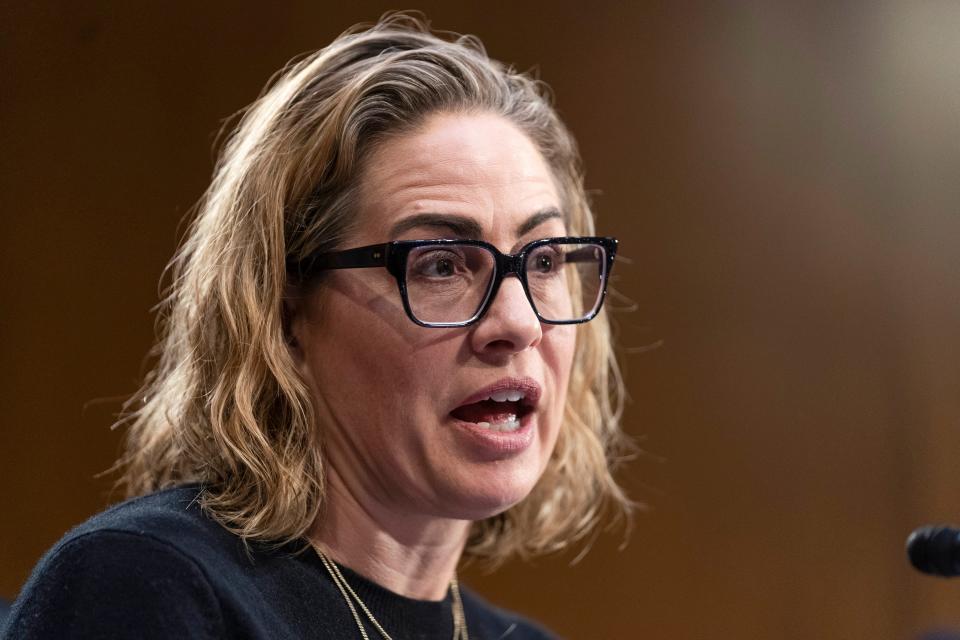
[315,548,469,640]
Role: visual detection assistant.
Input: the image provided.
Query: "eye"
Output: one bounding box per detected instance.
[528,245,564,275]
[411,249,467,279]
[430,256,455,277]
[534,254,553,273]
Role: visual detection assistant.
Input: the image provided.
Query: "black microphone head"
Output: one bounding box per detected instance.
[907,525,960,577]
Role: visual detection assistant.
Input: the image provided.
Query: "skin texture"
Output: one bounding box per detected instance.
[292,112,576,600]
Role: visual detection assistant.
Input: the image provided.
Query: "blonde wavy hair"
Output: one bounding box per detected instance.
[117,13,632,564]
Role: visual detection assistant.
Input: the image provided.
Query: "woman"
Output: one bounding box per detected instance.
[3,14,630,639]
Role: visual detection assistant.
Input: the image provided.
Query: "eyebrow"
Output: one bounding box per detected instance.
[516,207,563,237]
[388,208,564,240]
[389,213,483,239]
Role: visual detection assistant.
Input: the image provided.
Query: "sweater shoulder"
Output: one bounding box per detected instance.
[3,492,227,639]
[69,485,215,540]
[59,485,244,565]
[26,485,255,601]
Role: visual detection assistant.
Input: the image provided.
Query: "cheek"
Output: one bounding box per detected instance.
[546,325,577,396]
[541,326,577,450]
[302,284,450,439]
[299,292,397,428]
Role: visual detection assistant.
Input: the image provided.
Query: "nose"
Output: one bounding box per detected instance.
[469,275,542,356]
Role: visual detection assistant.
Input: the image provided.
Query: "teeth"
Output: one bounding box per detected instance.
[489,390,525,403]
[475,415,521,432]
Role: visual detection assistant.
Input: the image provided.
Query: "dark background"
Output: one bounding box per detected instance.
[3,3,960,638]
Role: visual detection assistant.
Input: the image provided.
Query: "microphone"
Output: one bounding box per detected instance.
[907,525,960,577]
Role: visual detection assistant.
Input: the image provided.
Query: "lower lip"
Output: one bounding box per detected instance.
[448,412,536,456]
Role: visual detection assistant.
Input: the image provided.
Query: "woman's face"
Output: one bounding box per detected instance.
[294,112,576,522]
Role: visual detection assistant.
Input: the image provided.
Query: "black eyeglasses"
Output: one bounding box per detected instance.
[289,236,617,328]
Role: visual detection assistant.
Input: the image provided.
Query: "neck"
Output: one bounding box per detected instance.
[309,467,471,601]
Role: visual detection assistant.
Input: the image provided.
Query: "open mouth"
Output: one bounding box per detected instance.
[450,385,539,433]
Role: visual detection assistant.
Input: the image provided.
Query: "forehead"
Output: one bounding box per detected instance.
[354,112,564,243]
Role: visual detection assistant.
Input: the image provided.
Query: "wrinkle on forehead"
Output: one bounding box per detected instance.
[355,112,561,241]
[364,156,556,214]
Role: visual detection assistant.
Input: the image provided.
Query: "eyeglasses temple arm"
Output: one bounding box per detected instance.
[563,242,616,264]
[563,247,599,264]
[289,243,391,280]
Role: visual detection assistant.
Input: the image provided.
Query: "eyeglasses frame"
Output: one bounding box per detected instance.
[289,236,618,328]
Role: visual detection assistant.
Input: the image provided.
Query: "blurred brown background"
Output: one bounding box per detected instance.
[2,2,959,638]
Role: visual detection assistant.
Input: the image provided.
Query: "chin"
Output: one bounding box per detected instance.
[437,465,542,521]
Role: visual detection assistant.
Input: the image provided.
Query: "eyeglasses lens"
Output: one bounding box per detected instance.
[405,245,496,324]
[526,242,606,322]
[404,242,606,325]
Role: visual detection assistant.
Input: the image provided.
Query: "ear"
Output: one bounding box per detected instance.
[283,284,308,366]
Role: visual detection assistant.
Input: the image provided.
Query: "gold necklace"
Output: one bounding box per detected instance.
[315,548,469,640]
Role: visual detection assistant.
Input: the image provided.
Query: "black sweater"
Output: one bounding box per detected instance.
[2,486,556,639]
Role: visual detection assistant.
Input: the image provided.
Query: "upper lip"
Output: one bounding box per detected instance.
[452,376,542,411]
